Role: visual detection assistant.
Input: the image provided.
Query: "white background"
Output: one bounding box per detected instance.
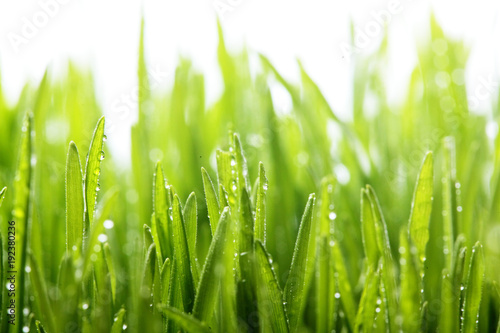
[0,0,499,160]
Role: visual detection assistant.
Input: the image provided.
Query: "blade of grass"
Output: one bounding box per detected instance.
[461,242,485,333]
[28,252,56,333]
[154,162,171,262]
[172,194,195,312]
[399,228,420,332]
[255,240,289,332]
[284,194,315,332]
[254,162,268,245]
[0,187,6,207]
[110,308,126,333]
[193,207,231,322]
[160,306,210,333]
[183,192,199,286]
[408,152,434,263]
[65,141,84,258]
[202,167,220,236]
[361,189,380,268]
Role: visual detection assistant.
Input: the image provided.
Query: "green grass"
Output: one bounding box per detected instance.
[0,15,499,332]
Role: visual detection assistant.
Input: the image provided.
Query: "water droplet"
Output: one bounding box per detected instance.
[375,307,381,313]
[94,244,101,252]
[460,285,464,291]
[104,220,114,229]
[329,204,334,210]
[103,135,107,142]
[268,258,273,264]
[329,212,337,220]
[25,266,31,273]
[22,326,29,333]
[231,159,236,167]
[329,240,335,247]
[82,303,89,310]
[234,253,238,257]
[98,234,108,243]
[96,184,101,192]
[100,151,106,160]
[263,184,268,190]
[23,308,30,316]
[123,324,128,330]
[94,168,100,176]
[72,245,78,251]
[457,206,463,212]
[334,292,341,299]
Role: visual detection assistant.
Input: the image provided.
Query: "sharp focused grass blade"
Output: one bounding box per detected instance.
[254,162,268,244]
[284,194,315,332]
[408,152,434,263]
[0,187,6,207]
[183,192,199,286]
[65,141,84,257]
[83,116,105,228]
[202,167,220,235]
[193,207,231,322]
[154,162,171,262]
[172,194,195,312]
[161,306,210,333]
[461,242,485,333]
[361,189,379,268]
[255,240,289,333]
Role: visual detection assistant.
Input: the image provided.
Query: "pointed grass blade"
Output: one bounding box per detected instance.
[284,194,315,332]
[65,141,84,257]
[202,167,220,236]
[193,207,231,322]
[111,308,126,333]
[183,192,199,286]
[254,162,268,244]
[154,162,171,261]
[408,152,434,263]
[255,240,289,332]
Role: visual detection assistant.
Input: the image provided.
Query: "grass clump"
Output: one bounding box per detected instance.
[0,15,499,333]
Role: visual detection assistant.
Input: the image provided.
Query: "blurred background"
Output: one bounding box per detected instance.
[1,0,499,163]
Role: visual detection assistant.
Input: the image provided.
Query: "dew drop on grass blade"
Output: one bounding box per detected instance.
[193,207,231,323]
[255,240,289,333]
[110,308,126,333]
[65,141,84,258]
[461,242,485,333]
[408,152,434,264]
[284,194,315,332]
[201,167,220,236]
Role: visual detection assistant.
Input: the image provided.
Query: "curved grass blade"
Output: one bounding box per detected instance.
[83,116,105,228]
[193,207,231,322]
[254,162,268,244]
[408,152,434,263]
[255,240,289,333]
[284,194,315,332]
[361,189,379,268]
[201,167,220,236]
[461,242,485,333]
[111,308,126,333]
[65,141,84,257]
[172,194,195,312]
[160,306,210,333]
[184,192,199,286]
[153,162,171,262]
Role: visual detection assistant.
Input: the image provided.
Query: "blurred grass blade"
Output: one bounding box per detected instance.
[316,236,334,333]
[284,194,315,332]
[12,114,32,330]
[361,189,379,268]
[193,207,231,322]
[202,167,220,235]
[255,240,289,332]
[161,306,210,333]
[254,162,268,244]
[408,152,434,263]
[111,308,126,333]
[35,321,46,333]
[399,228,420,332]
[355,264,381,333]
[233,133,251,193]
[29,252,56,333]
[0,187,6,207]
[183,192,199,286]
[332,240,357,331]
[172,194,195,312]
[65,141,84,257]
[461,242,485,333]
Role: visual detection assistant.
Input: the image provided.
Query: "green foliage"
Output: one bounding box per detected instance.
[0,16,499,333]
